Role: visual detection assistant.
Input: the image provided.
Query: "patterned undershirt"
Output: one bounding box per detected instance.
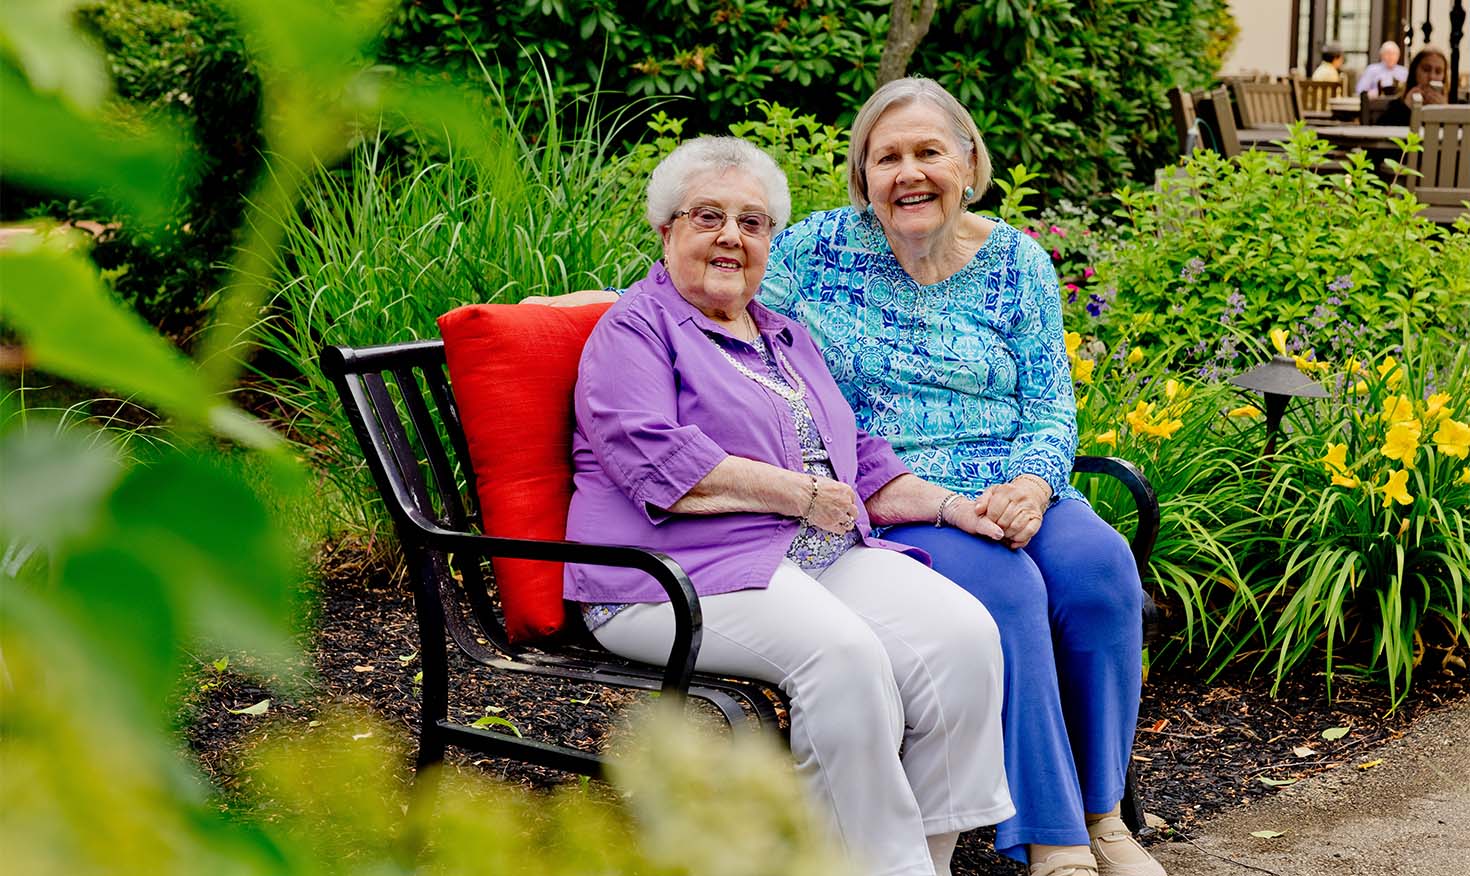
[580,331,858,632]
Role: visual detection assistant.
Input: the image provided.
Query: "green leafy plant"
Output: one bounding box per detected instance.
[1090,126,1470,361]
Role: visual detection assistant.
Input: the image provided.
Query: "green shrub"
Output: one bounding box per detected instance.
[1083,126,1470,362]
[381,0,1230,206]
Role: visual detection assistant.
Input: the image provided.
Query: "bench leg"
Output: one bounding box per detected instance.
[1121,760,1145,834]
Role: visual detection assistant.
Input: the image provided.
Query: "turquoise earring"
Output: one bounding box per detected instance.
[963,185,975,202]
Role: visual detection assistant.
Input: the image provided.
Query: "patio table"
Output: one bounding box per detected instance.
[1237,125,1412,152]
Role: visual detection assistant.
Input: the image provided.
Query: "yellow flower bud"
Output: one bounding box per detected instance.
[1065,331,1082,361]
[1127,347,1144,366]
[1164,378,1180,401]
[1269,328,1289,356]
[1228,405,1262,419]
[1095,429,1117,447]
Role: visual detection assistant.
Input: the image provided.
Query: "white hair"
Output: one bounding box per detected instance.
[846,77,992,210]
[645,136,792,234]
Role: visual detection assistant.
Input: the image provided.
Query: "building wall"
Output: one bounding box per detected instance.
[1221,0,1467,77]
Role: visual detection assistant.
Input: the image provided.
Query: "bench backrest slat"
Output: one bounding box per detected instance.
[322,342,518,658]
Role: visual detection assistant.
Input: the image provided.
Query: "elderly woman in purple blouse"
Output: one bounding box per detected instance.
[565,135,1012,876]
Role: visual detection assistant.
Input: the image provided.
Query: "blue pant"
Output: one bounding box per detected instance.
[886,499,1143,864]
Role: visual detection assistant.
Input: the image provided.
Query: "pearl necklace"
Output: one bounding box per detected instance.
[707,323,808,403]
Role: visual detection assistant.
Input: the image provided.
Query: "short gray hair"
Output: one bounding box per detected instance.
[846,77,992,210]
[645,136,792,233]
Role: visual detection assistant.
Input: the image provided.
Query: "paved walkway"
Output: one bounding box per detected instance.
[1151,698,1469,875]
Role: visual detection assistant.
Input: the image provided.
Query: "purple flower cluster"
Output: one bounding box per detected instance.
[1179,257,1206,283]
[1219,290,1246,326]
[1086,285,1116,318]
[1327,274,1354,293]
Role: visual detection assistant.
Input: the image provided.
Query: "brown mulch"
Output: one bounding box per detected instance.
[182,551,1469,875]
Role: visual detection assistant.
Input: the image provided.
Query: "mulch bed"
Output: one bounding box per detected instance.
[183,551,1469,875]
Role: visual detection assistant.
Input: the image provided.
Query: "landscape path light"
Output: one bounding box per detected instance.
[1228,354,1328,456]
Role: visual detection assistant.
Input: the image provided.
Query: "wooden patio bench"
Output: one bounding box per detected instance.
[319,317,1162,833]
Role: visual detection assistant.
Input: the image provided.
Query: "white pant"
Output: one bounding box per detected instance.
[593,546,1013,876]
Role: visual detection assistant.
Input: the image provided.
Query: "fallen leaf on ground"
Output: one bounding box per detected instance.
[1357,759,1383,770]
[1292,745,1317,758]
[1321,726,1349,740]
[1258,776,1299,787]
[1144,813,1169,829]
[352,664,375,672]
[1250,830,1286,839]
[226,699,270,716]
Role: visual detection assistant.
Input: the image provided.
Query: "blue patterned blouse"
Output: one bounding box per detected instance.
[760,207,1083,504]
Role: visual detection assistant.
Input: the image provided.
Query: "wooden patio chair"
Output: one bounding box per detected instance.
[1292,77,1343,121]
[1231,80,1299,128]
[1167,86,1197,156]
[1407,102,1470,224]
[1193,87,1241,158]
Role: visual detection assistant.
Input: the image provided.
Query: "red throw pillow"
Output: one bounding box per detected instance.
[437,302,613,643]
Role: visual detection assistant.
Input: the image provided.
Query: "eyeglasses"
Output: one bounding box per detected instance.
[672,205,777,237]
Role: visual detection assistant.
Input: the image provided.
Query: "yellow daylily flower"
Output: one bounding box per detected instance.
[1380,395,1415,425]
[1380,469,1413,508]
[1380,421,1422,466]
[1127,347,1144,366]
[1125,401,1155,432]
[1076,393,1089,410]
[1228,404,1262,419]
[1330,471,1360,489]
[1269,328,1288,356]
[1434,418,1470,459]
[1350,379,1369,395]
[1377,355,1403,388]
[1095,429,1117,447]
[1293,354,1330,374]
[1164,378,1180,401]
[1146,418,1185,439]
[1321,443,1349,471]
[1345,356,1365,376]
[1065,331,1082,361]
[1425,393,1452,421]
[1073,357,1095,384]
[1458,468,1470,486]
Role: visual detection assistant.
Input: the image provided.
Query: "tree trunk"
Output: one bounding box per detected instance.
[877,0,938,86]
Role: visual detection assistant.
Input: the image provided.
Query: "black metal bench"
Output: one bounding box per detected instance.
[320,338,1161,830]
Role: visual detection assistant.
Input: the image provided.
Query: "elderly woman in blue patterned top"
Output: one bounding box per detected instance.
[752,78,1161,876]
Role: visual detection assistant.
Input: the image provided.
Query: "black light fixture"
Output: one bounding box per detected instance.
[1229,354,1329,456]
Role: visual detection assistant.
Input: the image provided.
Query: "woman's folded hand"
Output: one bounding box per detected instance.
[804,476,861,534]
[973,477,1051,549]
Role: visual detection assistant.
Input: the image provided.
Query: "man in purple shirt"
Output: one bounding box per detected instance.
[564,136,1012,876]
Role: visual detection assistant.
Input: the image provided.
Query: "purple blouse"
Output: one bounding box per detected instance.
[563,261,921,604]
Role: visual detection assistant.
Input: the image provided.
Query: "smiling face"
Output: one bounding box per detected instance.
[1381,43,1401,68]
[658,168,772,323]
[862,101,976,249]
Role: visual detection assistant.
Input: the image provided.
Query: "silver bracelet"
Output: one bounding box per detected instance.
[935,492,963,527]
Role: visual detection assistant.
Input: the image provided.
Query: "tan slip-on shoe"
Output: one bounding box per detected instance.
[1087,814,1167,876]
[1029,847,1099,876]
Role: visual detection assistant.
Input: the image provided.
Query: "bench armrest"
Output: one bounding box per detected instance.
[1072,455,1159,571]
[409,517,702,704]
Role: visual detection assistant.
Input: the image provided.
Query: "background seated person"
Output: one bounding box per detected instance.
[1378,45,1450,125]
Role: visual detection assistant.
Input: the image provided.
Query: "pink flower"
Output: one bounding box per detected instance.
[1081,229,1091,236]
[1064,283,1080,292]
[1083,266,1095,279]
[1023,227,1041,239]
[1050,225,1066,237]
[1052,249,1062,261]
